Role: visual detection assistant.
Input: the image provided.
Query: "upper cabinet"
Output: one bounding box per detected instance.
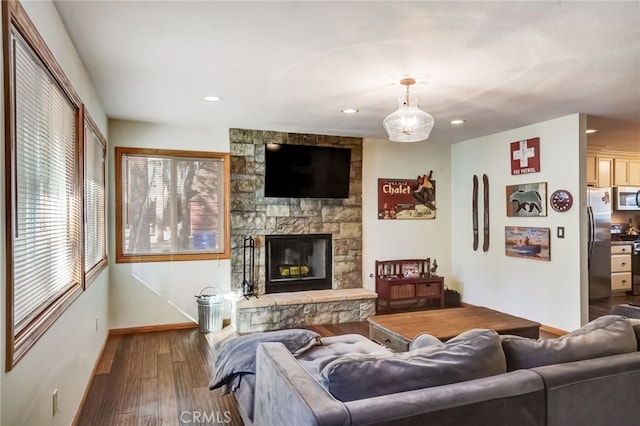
[613,158,640,186]
[630,160,640,185]
[598,156,613,187]
[613,158,628,186]
[588,151,640,187]
[586,153,598,185]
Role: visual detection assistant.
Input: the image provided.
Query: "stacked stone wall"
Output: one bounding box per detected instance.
[230,129,363,294]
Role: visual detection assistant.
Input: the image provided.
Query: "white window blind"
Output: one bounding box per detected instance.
[84,123,106,275]
[11,33,81,335]
[119,150,226,260]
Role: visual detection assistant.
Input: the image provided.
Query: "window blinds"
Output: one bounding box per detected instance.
[11,34,81,334]
[84,124,106,274]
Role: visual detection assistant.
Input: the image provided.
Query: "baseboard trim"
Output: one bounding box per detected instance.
[109,322,198,335]
[72,335,109,426]
[540,324,568,337]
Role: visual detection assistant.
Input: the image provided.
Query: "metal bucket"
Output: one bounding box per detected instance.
[195,286,223,332]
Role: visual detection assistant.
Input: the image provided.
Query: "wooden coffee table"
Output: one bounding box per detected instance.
[367,306,541,352]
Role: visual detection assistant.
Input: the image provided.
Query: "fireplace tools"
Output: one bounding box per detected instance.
[242,236,256,299]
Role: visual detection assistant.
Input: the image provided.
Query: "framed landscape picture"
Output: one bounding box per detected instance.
[506,182,547,217]
[505,226,550,261]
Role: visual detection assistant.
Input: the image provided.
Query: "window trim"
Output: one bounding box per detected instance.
[84,111,108,286]
[2,0,106,370]
[115,147,231,263]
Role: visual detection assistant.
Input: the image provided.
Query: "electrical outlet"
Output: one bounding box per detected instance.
[52,389,58,417]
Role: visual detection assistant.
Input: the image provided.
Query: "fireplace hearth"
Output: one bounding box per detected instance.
[265,234,332,293]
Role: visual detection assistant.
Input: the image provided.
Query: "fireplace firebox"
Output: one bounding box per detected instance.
[265,234,332,293]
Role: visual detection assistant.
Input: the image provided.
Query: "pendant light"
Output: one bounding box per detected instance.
[383,77,434,142]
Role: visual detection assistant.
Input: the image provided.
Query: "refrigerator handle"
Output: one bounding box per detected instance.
[636,190,639,208]
[587,206,596,259]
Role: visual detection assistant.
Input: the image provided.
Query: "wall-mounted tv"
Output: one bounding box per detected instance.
[264,143,351,199]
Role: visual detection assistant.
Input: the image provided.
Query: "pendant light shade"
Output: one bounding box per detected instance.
[383,78,434,142]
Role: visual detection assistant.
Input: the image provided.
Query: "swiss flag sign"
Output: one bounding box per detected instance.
[510,138,540,175]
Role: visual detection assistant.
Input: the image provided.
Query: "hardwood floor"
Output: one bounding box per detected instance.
[75,326,244,426]
[590,293,640,321]
[77,315,554,426]
[75,322,372,426]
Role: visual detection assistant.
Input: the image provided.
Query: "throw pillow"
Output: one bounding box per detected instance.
[318,328,506,402]
[209,328,320,393]
[501,315,637,371]
[409,332,443,351]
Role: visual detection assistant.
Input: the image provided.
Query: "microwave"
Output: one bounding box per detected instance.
[614,187,640,210]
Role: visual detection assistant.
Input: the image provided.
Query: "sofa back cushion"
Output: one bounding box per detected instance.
[501,315,637,371]
[318,329,506,402]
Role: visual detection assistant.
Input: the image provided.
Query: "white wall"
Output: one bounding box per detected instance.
[450,114,586,331]
[362,139,452,291]
[1,1,109,425]
[108,120,233,329]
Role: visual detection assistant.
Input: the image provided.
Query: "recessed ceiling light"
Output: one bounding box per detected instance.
[341,108,359,114]
[450,119,466,125]
[586,129,598,134]
[204,95,221,102]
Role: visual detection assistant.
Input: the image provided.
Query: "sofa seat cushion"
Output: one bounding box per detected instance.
[296,334,390,379]
[501,315,637,371]
[318,328,506,402]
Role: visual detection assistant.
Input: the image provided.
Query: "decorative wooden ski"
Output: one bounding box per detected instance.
[482,174,490,252]
[472,175,479,251]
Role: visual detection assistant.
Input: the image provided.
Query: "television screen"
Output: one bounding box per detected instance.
[264,143,351,199]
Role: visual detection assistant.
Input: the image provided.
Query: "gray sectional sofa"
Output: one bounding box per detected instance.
[211,314,640,426]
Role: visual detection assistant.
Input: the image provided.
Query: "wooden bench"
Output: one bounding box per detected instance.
[375,259,444,314]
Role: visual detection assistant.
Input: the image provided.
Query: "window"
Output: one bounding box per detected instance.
[3,0,107,369]
[5,15,83,368]
[115,147,230,262]
[84,115,108,283]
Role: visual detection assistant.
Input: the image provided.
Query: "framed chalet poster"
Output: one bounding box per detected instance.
[378,172,436,220]
[510,138,540,175]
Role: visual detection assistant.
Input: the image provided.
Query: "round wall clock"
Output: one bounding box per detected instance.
[550,189,573,212]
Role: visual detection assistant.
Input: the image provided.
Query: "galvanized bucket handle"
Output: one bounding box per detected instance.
[195,286,222,299]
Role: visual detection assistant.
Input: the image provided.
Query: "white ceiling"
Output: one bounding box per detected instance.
[53,1,640,152]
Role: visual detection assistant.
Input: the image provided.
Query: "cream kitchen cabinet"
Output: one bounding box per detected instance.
[587,152,640,187]
[614,158,629,186]
[587,154,598,186]
[586,154,598,185]
[629,159,640,185]
[613,158,640,186]
[611,244,632,291]
[597,157,613,188]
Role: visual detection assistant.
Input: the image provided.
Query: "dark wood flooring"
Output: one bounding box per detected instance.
[589,292,640,321]
[75,326,243,426]
[74,322,372,426]
[77,313,560,426]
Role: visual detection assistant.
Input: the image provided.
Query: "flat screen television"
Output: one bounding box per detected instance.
[264,143,351,199]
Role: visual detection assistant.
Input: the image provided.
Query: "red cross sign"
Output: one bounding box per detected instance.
[510,138,540,175]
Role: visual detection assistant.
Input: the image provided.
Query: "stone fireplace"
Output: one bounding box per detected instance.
[229,129,376,333]
[229,129,363,295]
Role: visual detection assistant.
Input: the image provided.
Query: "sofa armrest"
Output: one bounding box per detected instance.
[531,352,640,426]
[611,304,640,319]
[344,370,545,426]
[254,342,350,426]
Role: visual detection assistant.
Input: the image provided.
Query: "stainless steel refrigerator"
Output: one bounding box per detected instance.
[588,187,612,301]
